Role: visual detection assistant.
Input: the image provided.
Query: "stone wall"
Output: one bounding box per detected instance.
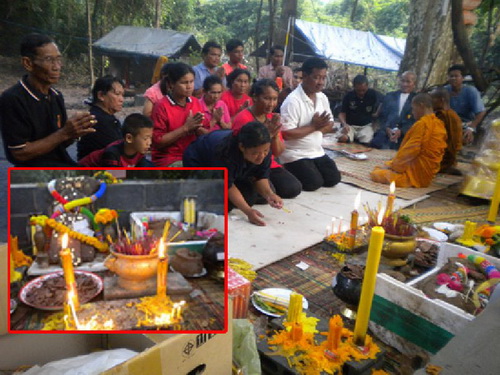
[10,179,224,250]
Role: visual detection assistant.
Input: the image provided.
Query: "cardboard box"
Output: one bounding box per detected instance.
[228,267,251,319]
[103,320,233,375]
[370,242,500,355]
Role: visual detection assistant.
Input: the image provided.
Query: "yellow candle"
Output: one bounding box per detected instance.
[190,198,196,226]
[183,198,190,223]
[162,220,171,242]
[59,234,79,309]
[349,193,360,249]
[157,239,168,297]
[488,169,500,223]
[287,293,303,324]
[385,181,396,217]
[353,210,385,346]
[327,315,343,350]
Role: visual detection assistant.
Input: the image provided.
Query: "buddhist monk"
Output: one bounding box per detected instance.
[370,93,447,188]
[431,88,462,174]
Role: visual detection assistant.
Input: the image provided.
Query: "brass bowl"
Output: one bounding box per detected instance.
[104,249,159,291]
[382,233,417,259]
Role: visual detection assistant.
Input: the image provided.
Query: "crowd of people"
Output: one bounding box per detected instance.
[0,33,487,225]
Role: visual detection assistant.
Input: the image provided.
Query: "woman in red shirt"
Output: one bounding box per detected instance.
[233,79,302,199]
[151,62,204,166]
[221,68,253,119]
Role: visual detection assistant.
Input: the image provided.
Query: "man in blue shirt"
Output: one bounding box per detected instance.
[193,41,223,98]
[445,65,486,145]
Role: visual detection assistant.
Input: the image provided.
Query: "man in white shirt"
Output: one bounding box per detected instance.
[280,57,341,191]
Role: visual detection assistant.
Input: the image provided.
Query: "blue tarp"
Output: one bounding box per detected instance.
[294,19,406,71]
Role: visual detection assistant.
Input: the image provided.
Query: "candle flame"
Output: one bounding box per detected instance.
[354,191,361,210]
[390,181,396,194]
[66,290,80,328]
[61,233,68,249]
[377,208,386,225]
[154,313,172,326]
[158,238,165,259]
[103,319,114,330]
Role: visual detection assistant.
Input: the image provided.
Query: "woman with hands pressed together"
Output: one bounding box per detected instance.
[183,122,282,226]
[151,62,204,167]
[220,68,253,119]
[200,75,231,131]
[233,79,302,199]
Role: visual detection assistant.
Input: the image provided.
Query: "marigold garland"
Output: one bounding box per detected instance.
[95,208,119,225]
[93,171,122,184]
[45,218,108,252]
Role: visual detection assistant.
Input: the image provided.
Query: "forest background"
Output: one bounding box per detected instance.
[0,0,498,111]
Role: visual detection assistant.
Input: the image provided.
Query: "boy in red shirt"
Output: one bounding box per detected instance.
[79,113,153,167]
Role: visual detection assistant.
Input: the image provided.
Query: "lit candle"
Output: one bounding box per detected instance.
[353,208,386,346]
[338,216,343,234]
[327,315,343,350]
[157,239,168,297]
[385,181,396,217]
[331,218,336,235]
[325,225,330,238]
[488,169,500,223]
[287,293,303,324]
[59,233,79,310]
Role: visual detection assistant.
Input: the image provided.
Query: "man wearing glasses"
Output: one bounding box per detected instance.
[0,33,96,166]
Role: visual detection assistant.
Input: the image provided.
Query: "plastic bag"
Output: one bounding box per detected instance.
[21,348,137,375]
[232,319,261,375]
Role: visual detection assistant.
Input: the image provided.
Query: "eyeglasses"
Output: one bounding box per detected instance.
[34,56,64,66]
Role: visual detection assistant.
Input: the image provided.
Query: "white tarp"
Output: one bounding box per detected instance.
[295,19,406,71]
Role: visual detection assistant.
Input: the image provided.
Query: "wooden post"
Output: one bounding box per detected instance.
[86,0,95,88]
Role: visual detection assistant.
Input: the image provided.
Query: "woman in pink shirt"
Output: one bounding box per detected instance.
[143,63,171,118]
[233,79,302,199]
[200,75,231,131]
[221,68,253,119]
[151,62,204,167]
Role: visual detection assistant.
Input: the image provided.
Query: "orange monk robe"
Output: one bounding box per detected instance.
[370,113,447,188]
[436,109,462,172]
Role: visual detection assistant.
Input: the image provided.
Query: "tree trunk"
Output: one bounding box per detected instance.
[155,0,161,28]
[399,0,455,89]
[254,0,264,71]
[451,0,488,91]
[267,0,278,56]
[86,0,95,89]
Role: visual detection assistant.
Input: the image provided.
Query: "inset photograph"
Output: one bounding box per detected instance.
[8,168,226,333]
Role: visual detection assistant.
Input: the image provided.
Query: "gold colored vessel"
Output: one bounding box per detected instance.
[104,250,158,291]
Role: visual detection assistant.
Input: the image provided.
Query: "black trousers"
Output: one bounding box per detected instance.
[269,167,302,199]
[284,154,341,192]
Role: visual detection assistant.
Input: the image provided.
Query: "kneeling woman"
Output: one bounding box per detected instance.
[183,122,282,226]
[233,79,302,199]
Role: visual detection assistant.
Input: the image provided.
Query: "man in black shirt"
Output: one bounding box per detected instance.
[0,33,96,166]
[339,75,381,145]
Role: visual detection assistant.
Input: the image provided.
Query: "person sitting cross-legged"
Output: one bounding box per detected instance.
[370,93,447,188]
[431,87,462,174]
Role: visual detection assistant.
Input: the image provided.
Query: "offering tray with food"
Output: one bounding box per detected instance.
[19,271,103,311]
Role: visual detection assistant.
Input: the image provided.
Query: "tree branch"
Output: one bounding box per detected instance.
[450,0,488,91]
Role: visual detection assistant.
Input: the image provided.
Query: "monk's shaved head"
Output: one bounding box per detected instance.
[412,93,433,109]
[430,87,450,103]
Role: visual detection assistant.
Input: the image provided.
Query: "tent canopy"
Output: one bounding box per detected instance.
[253,19,406,72]
[93,26,201,59]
